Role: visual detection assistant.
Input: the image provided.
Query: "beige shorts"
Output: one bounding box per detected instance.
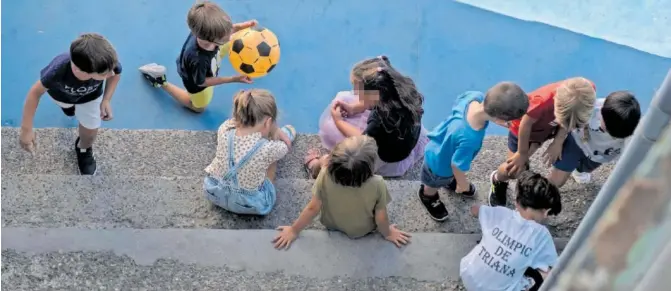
[52,97,103,129]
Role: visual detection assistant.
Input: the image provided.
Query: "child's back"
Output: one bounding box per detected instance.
[460,206,555,290]
[461,172,561,291]
[314,170,390,238]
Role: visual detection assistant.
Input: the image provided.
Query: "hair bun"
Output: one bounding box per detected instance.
[377,55,389,61]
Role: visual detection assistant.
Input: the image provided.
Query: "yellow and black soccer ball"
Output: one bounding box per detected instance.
[228,27,280,78]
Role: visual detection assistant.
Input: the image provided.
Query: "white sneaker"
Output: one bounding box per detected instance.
[138,63,167,87]
[572,170,592,184]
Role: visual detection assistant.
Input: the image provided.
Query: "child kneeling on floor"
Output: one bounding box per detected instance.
[203,89,295,215]
[273,135,411,249]
[461,171,562,291]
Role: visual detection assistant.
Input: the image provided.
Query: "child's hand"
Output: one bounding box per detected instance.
[330,104,344,121]
[100,100,113,121]
[505,152,529,176]
[384,224,411,248]
[232,75,253,84]
[334,100,355,117]
[232,19,258,34]
[273,226,298,250]
[543,141,563,166]
[19,127,36,153]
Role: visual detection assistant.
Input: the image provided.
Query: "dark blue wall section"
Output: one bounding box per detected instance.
[2,0,670,134]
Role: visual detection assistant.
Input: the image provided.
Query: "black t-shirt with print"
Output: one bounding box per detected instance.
[363,109,421,163]
[40,53,123,104]
[176,33,220,94]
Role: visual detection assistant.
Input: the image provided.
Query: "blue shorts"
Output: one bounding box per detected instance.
[554,135,602,173]
[507,132,601,173]
[420,160,454,188]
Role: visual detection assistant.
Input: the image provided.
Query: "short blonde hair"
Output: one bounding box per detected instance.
[554,77,596,131]
[232,89,278,127]
[328,135,378,187]
[187,1,233,42]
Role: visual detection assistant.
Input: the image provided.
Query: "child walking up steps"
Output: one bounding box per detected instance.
[203,89,295,215]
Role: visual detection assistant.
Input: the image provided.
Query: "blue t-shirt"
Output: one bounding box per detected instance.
[423,91,488,177]
[40,53,123,104]
[176,33,220,94]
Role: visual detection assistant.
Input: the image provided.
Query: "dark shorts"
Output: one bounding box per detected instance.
[507,132,601,173]
[420,161,454,188]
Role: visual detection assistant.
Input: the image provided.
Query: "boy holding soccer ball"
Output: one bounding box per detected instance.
[139,1,256,112]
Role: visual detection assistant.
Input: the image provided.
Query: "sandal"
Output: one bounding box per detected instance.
[280,125,297,142]
[304,149,321,179]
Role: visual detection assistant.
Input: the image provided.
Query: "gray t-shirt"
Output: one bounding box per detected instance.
[40,53,122,104]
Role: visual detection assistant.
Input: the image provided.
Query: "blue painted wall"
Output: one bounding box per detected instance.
[2,0,670,135]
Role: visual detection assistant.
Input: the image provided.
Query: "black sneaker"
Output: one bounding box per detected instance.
[61,106,75,117]
[446,178,475,197]
[417,185,449,222]
[138,63,167,88]
[488,170,508,206]
[75,137,97,175]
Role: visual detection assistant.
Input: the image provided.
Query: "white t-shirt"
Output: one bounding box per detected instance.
[571,98,627,164]
[460,206,557,291]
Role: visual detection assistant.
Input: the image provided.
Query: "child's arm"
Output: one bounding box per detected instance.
[273,196,322,250]
[543,126,568,166]
[332,103,362,137]
[100,73,121,121]
[507,115,537,175]
[19,80,48,152]
[374,208,411,247]
[203,75,252,87]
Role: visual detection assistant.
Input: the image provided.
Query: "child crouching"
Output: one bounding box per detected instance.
[204,89,295,215]
[273,135,411,249]
[461,171,562,291]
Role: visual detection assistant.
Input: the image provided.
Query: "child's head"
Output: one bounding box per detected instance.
[327,135,378,187]
[484,82,529,124]
[187,1,233,46]
[601,91,641,138]
[69,33,118,81]
[350,56,424,125]
[515,171,562,221]
[232,89,278,135]
[554,77,597,131]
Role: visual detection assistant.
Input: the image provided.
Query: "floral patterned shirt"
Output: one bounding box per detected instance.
[205,119,289,190]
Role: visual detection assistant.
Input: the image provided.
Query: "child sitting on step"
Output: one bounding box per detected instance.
[273,135,411,249]
[460,171,562,291]
[203,89,295,216]
[307,55,428,178]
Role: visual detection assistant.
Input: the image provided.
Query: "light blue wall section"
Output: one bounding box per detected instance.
[457,0,671,58]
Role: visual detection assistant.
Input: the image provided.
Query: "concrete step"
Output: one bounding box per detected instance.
[2,127,425,180]
[1,228,569,291]
[3,126,507,181]
[2,174,601,238]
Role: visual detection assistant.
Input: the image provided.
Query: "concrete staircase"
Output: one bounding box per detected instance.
[1,127,608,290]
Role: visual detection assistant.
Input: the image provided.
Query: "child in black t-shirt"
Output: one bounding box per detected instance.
[139,1,256,112]
[20,33,122,175]
[308,55,427,178]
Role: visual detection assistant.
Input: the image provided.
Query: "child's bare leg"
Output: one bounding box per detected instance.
[77,124,98,149]
[423,185,439,197]
[266,162,278,182]
[161,83,204,113]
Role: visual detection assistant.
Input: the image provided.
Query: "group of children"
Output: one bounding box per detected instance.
[18,1,643,290]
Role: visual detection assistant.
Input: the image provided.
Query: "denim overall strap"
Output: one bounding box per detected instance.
[221,131,268,185]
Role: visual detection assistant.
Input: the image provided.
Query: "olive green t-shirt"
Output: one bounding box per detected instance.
[313,169,392,238]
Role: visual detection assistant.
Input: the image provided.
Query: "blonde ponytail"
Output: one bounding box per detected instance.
[554,77,596,135]
[232,89,278,127]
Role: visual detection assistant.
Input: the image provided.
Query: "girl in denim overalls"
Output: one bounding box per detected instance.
[204,89,295,215]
